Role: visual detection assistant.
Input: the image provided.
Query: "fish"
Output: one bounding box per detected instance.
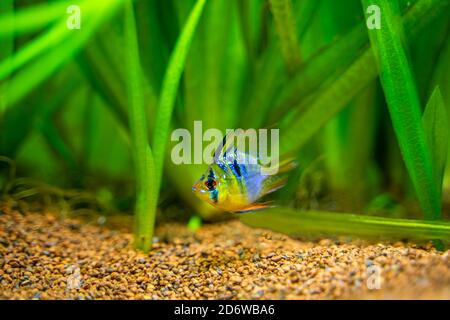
[192,132,296,213]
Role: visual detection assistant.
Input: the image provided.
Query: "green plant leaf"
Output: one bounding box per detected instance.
[279,0,448,156]
[3,0,124,110]
[135,0,171,95]
[152,0,207,191]
[363,0,441,221]
[0,68,79,157]
[77,37,129,130]
[240,44,286,128]
[269,23,367,123]
[124,0,157,252]
[273,0,439,124]
[294,0,322,39]
[0,1,121,81]
[422,86,449,198]
[236,0,266,62]
[0,0,14,115]
[268,0,301,72]
[38,119,79,178]
[280,49,378,155]
[0,0,70,37]
[179,0,238,130]
[241,208,450,241]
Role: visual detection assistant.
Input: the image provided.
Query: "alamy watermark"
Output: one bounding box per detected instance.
[66,5,81,30]
[171,121,280,175]
[62,2,382,173]
[64,4,381,31]
[366,4,381,30]
[366,260,382,290]
[66,265,82,290]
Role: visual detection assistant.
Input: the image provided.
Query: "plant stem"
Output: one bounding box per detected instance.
[125,0,156,252]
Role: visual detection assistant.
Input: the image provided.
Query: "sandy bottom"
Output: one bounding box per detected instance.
[0,203,449,300]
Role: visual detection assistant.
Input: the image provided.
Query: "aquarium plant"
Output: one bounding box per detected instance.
[0,0,449,252]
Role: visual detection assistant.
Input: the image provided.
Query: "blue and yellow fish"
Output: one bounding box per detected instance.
[192,133,295,213]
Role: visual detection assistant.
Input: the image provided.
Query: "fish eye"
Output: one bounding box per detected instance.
[204,179,216,190]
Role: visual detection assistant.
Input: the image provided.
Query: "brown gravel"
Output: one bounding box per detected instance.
[0,203,449,300]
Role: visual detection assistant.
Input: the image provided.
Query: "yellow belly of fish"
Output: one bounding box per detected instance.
[216,191,267,213]
[215,185,250,212]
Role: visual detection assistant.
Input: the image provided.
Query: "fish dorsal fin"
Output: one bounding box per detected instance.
[213,129,262,165]
[259,157,298,175]
[213,130,238,164]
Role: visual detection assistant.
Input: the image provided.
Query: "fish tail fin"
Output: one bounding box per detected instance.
[235,201,274,213]
[260,175,288,196]
[277,158,298,174]
[259,158,298,197]
[260,157,297,175]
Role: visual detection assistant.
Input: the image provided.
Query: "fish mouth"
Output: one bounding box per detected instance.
[192,180,201,193]
[192,181,205,194]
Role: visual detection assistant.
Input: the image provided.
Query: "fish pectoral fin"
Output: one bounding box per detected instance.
[260,157,298,175]
[260,175,288,197]
[258,158,298,197]
[234,201,273,213]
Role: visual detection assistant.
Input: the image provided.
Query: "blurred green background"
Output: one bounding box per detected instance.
[0,0,449,250]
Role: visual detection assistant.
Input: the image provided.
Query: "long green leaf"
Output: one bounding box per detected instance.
[178,0,236,130]
[0,0,14,115]
[0,68,78,157]
[135,0,170,94]
[241,208,450,241]
[268,0,301,72]
[430,33,450,190]
[38,119,79,179]
[3,0,124,110]
[280,49,378,154]
[124,0,156,252]
[152,0,207,191]
[240,44,286,128]
[0,1,112,81]
[280,0,449,156]
[77,38,129,130]
[363,0,440,221]
[271,0,445,123]
[236,0,266,62]
[269,21,367,123]
[294,0,322,39]
[0,0,71,37]
[422,86,449,199]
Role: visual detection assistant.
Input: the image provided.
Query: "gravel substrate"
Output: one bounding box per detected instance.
[0,203,449,300]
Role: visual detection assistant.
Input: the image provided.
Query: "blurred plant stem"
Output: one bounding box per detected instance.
[125,0,156,252]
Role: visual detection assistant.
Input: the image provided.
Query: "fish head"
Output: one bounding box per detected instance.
[192,166,222,207]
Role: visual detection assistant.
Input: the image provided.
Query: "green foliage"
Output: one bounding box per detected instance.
[363,0,441,221]
[241,208,450,241]
[268,0,301,72]
[0,0,69,36]
[422,87,449,199]
[2,1,124,110]
[279,0,447,155]
[0,0,13,114]
[77,41,129,130]
[152,0,207,191]
[279,49,378,155]
[124,0,156,252]
[0,0,449,248]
